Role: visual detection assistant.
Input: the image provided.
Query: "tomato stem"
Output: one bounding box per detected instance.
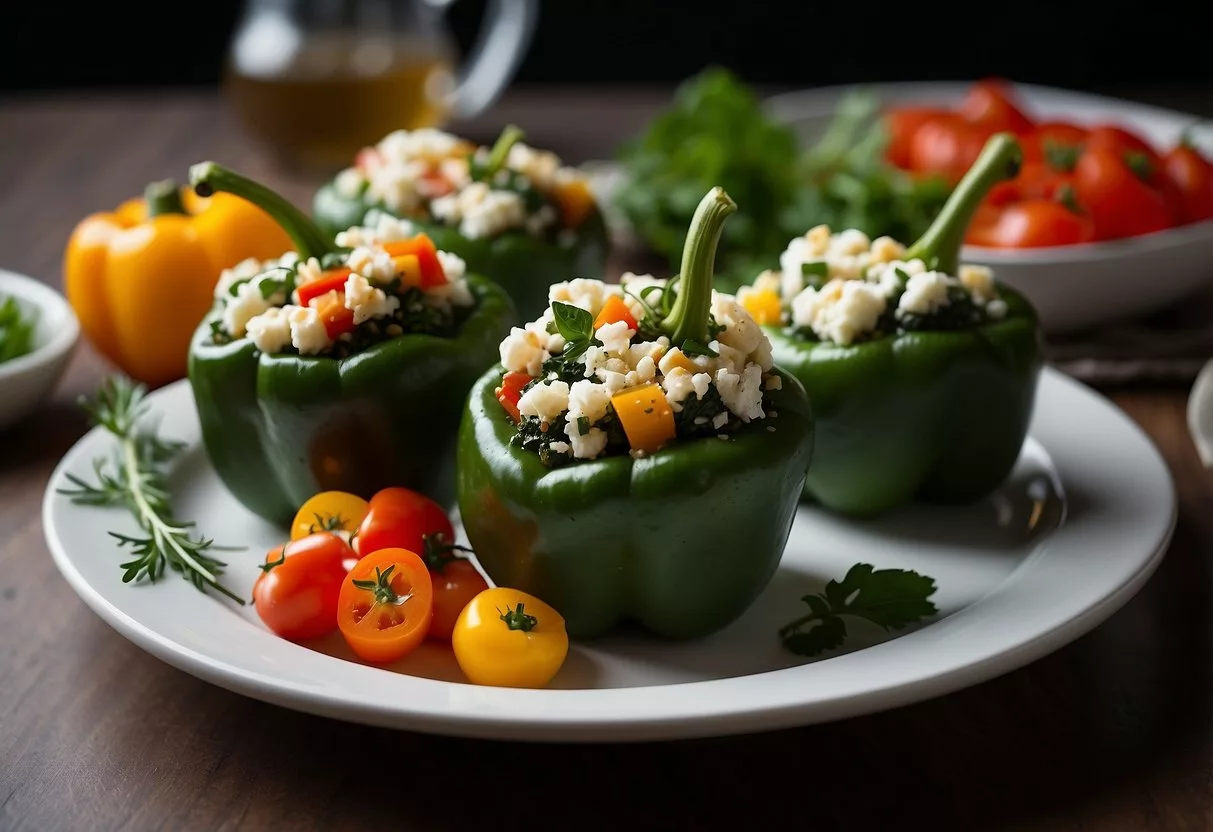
[500,602,538,632]
[421,533,474,573]
[258,547,286,574]
[352,564,401,606]
[481,124,525,179]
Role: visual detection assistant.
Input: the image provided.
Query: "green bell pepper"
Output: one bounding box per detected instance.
[313,127,610,319]
[456,187,816,640]
[763,133,1044,517]
[186,162,516,527]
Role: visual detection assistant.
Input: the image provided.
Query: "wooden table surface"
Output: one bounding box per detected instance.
[3,85,1213,831]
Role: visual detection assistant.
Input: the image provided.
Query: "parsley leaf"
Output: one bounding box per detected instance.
[551,301,595,343]
[681,338,718,358]
[779,563,938,657]
[0,295,36,364]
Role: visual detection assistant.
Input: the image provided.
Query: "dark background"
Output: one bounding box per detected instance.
[2,0,1210,93]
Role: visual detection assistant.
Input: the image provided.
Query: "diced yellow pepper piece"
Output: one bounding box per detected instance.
[393,253,423,287]
[552,177,595,228]
[741,288,784,326]
[662,347,698,374]
[610,384,676,454]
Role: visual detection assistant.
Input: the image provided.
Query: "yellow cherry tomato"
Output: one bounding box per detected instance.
[452,587,569,688]
[290,491,371,541]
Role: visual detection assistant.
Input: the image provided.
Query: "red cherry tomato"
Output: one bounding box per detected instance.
[958,79,1035,135]
[253,533,357,641]
[1161,142,1213,224]
[428,558,490,641]
[356,487,455,558]
[1074,147,1177,240]
[966,199,1096,248]
[1084,124,1162,171]
[883,106,951,169]
[908,115,997,182]
[1020,122,1089,168]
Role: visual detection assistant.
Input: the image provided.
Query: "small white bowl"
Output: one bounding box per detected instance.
[763,81,1213,334]
[0,269,80,432]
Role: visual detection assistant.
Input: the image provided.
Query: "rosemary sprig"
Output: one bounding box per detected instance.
[56,375,245,604]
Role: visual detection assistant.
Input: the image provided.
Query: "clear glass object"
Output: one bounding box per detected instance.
[223,0,538,169]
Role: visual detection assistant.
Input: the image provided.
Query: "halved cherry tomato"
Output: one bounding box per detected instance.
[337,547,433,663]
[427,557,490,641]
[296,268,352,307]
[355,486,454,558]
[958,79,1035,135]
[1162,141,1213,224]
[883,106,951,169]
[452,587,569,688]
[1074,147,1176,240]
[494,371,531,423]
[253,533,357,641]
[966,198,1096,248]
[907,115,996,182]
[290,490,371,541]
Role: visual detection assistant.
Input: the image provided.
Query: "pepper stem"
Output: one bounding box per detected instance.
[903,132,1023,275]
[481,124,525,179]
[661,186,737,345]
[144,179,188,218]
[188,161,337,261]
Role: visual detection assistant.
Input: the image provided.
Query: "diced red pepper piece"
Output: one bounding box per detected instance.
[383,234,446,288]
[296,267,352,307]
[593,294,638,332]
[495,371,531,423]
[312,291,357,339]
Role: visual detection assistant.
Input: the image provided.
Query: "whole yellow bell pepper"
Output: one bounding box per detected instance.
[64,180,293,387]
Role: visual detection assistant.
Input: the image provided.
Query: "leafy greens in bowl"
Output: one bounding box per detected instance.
[612,67,952,292]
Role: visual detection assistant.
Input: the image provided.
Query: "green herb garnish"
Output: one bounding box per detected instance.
[551,301,600,361]
[779,563,938,657]
[0,295,36,364]
[56,375,245,604]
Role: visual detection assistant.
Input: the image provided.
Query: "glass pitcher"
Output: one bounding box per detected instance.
[223,0,538,170]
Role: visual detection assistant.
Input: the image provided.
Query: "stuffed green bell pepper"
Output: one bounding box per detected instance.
[186,162,515,527]
[737,132,1043,517]
[456,186,815,640]
[313,125,610,319]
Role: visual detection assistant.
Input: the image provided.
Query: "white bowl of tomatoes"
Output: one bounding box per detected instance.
[765,80,1213,334]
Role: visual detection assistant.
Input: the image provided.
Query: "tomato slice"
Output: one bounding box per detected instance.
[337,548,433,663]
[495,371,531,423]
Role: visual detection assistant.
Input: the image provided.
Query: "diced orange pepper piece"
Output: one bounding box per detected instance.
[741,288,784,326]
[551,177,595,228]
[610,384,676,454]
[296,267,352,306]
[383,234,446,287]
[313,291,356,339]
[593,294,638,332]
[495,371,531,423]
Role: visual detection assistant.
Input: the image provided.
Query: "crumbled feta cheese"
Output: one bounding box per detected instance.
[765,375,783,391]
[223,280,274,338]
[597,370,628,396]
[214,257,268,299]
[507,142,561,190]
[626,338,669,369]
[568,379,611,423]
[517,380,570,423]
[595,320,634,355]
[548,441,571,455]
[334,167,366,199]
[549,278,609,315]
[658,347,698,376]
[426,278,475,310]
[713,342,749,375]
[987,299,1008,319]
[959,264,997,305]
[898,271,954,316]
[712,412,729,430]
[661,367,698,405]
[336,213,418,248]
[500,326,547,376]
[633,356,657,383]
[376,127,468,165]
[286,305,331,355]
[431,182,526,239]
[565,423,608,459]
[711,293,765,355]
[830,228,871,257]
[347,246,396,283]
[344,273,400,324]
[716,364,765,422]
[436,250,467,282]
[245,307,292,354]
[792,279,887,346]
[525,204,558,236]
[869,236,905,264]
[691,372,712,399]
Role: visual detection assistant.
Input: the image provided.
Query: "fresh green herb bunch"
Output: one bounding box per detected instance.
[0,295,36,364]
[57,375,245,603]
[614,67,953,292]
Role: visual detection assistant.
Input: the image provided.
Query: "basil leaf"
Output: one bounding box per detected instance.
[551,301,595,343]
[801,261,829,277]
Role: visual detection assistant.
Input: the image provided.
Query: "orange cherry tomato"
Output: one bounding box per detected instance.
[1074,147,1176,240]
[253,533,357,642]
[908,115,996,183]
[966,199,1096,248]
[1162,142,1213,224]
[355,486,455,558]
[337,547,433,663]
[427,557,490,641]
[883,106,951,169]
[958,79,1035,135]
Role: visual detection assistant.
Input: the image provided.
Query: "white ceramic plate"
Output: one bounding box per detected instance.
[762,81,1213,334]
[44,369,1175,742]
